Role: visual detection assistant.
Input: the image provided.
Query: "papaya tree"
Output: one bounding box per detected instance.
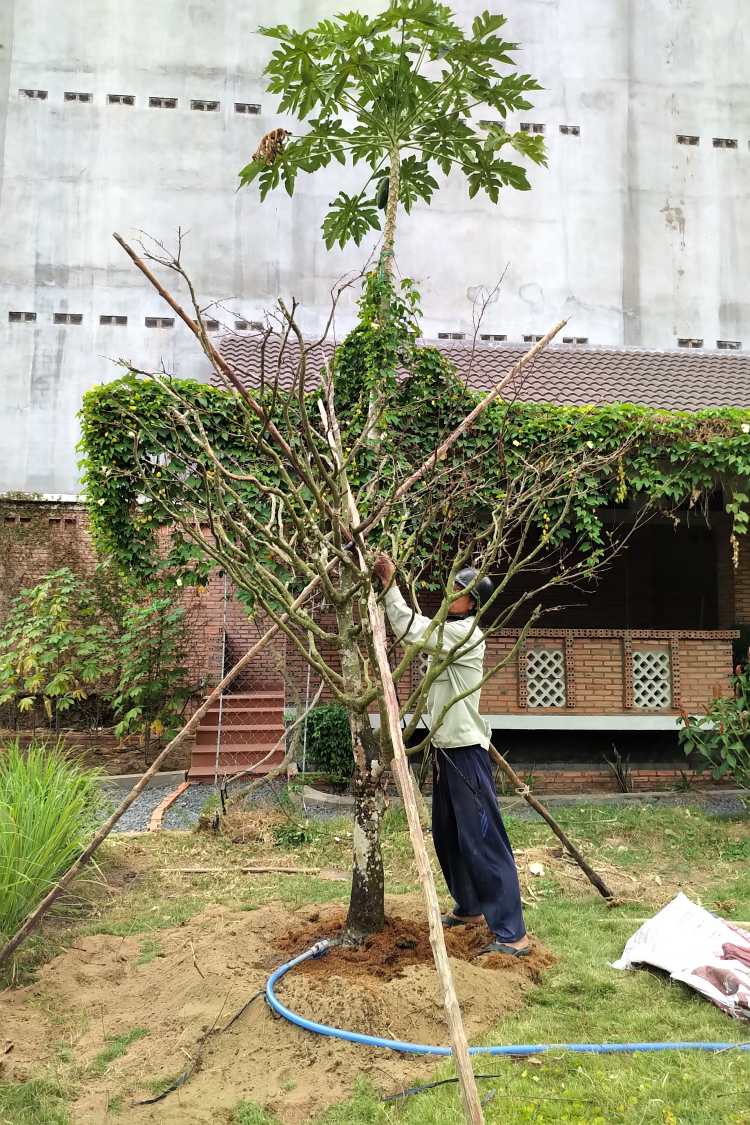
[240,0,547,260]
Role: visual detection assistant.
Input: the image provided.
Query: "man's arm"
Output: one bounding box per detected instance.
[374,554,438,650]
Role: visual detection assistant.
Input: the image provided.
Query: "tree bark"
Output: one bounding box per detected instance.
[345,716,386,942]
[382,145,401,273]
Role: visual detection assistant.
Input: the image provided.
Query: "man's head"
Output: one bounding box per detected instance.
[449,568,494,616]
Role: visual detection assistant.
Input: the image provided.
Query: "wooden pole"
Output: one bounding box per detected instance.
[0,571,327,968]
[488,743,614,901]
[369,589,485,1124]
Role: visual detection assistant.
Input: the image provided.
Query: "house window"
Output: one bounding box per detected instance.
[632,650,672,710]
[205,319,220,331]
[479,119,506,130]
[53,313,83,325]
[480,334,507,342]
[149,97,177,109]
[560,125,580,136]
[145,317,174,328]
[713,137,738,149]
[520,122,545,134]
[677,135,699,146]
[563,336,588,345]
[19,89,47,100]
[678,338,703,348]
[526,648,566,708]
[235,103,261,115]
[717,340,741,350]
[191,100,219,112]
[108,94,135,106]
[64,92,92,103]
[523,334,543,343]
[438,332,465,340]
[100,315,128,325]
[9,311,36,322]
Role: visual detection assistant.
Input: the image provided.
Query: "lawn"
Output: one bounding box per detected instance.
[1,799,750,1124]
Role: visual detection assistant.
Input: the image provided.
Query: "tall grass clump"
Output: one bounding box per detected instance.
[0,740,105,942]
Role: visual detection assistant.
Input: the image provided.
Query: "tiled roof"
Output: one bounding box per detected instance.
[219,335,750,412]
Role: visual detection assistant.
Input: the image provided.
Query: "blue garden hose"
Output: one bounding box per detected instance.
[265,940,750,1056]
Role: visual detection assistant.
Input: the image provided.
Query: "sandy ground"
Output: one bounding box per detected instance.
[0,892,553,1124]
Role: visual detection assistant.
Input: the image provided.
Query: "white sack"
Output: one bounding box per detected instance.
[612,892,750,1022]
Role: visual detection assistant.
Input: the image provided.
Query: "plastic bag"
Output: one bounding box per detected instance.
[612,893,750,1022]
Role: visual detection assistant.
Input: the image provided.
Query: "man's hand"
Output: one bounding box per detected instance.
[373,553,396,586]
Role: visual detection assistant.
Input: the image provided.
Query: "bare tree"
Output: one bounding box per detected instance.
[82,241,639,942]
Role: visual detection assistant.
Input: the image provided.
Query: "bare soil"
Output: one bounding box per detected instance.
[0,893,552,1124]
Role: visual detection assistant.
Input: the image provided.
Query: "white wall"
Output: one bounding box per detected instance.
[1,0,748,492]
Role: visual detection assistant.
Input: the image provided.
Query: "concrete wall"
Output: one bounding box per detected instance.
[1,0,749,493]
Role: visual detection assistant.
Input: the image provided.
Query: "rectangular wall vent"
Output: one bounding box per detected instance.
[480,333,507,342]
[108,94,135,105]
[19,89,47,100]
[678,338,703,348]
[235,102,261,115]
[563,336,588,345]
[149,97,177,109]
[479,118,506,130]
[438,332,465,340]
[100,315,128,325]
[64,92,92,102]
[523,334,544,342]
[53,313,83,325]
[520,122,545,134]
[9,311,36,322]
[191,100,219,111]
[560,125,580,136]
[717,340,742,350]
[677,134,699,146]
[205,319,220,331]
[713,137,738,149]
[633,650,672,709]
[145,317,174,328]
[526,648,566,708]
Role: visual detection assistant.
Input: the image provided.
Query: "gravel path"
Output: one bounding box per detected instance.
[109,779,747,834]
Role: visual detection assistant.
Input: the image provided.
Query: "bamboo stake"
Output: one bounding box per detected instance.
[368,588,484,1124]
[0,571,327,968]
[488,743,615,901]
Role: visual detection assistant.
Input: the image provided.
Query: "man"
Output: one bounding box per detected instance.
[374,555,529,957]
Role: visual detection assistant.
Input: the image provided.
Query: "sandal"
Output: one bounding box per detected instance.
[442,914,480,929]
[474,941,531,958]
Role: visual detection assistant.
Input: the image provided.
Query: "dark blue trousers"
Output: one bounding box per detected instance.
[432,744,526,943]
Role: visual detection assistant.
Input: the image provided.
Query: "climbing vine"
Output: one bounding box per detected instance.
[78,269,750,595]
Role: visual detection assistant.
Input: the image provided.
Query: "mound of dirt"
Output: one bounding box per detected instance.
[0,893,554,1124]
[274,908,553,983]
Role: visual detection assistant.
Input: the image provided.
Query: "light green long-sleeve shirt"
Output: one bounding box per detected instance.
[383,585,491,750]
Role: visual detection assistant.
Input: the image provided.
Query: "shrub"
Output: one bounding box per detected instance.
[0,740,105,943]
[302,703,354,781]
[678,664,750,789]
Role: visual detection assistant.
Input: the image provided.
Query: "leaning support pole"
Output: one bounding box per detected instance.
[368,591,485,1124]
[0,572,326,968]
[488,743,615,902]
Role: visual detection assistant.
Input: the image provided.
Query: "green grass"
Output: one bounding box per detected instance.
[6,800,750,1123]
[136,934,166,964]
[0,1077,73,1125]
[233,1100,283,1124]
[0,740,106,945]
[90,1027,148,1076]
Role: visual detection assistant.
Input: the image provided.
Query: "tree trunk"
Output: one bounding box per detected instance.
[344,714,386,943]
[336,567,386,943]
[382,145,401,274]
